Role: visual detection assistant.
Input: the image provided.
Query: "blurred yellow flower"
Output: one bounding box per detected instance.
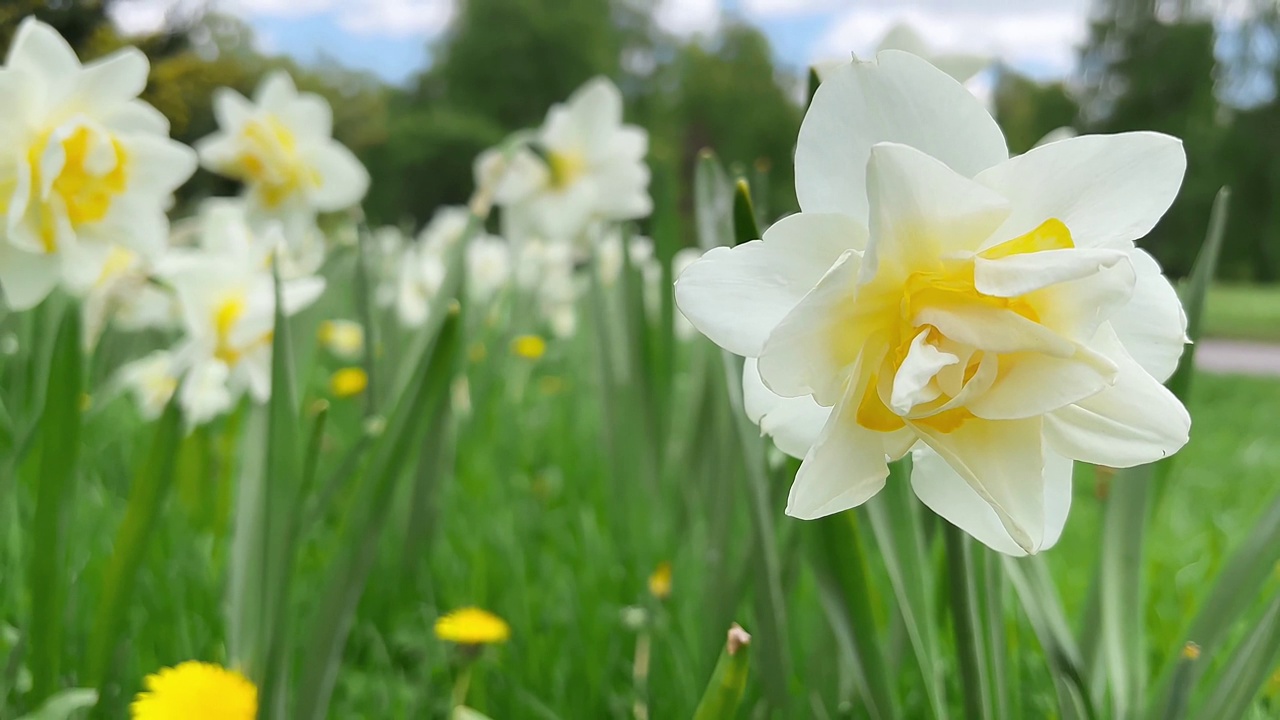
[648,562,672,601]
[329,367,368,398]
[318,320,364,360]
[435,607,510,645]
[130,661,256,720]
[511,334,547,360]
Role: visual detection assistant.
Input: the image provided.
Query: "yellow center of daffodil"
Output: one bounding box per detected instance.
[28,125,129,252]
[434,607,511,645]
[546,149,586,190]
[233,116,319,209]
[130,661,257,720]
[213,294,247,365]
[846,218,1074,435]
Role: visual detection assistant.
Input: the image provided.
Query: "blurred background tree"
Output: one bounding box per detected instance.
[3,0,1279,280]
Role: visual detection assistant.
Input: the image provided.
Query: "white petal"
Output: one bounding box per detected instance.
[1107,249,1187,382]
[0,241,59,310]
[756,250,862,405]
[911,444,1072,556]
[212,87,254,130]
[1025,257,1139,343]
[796,50,1008,221]
[74,47,149,112]
[864,142,1010,276]
[976,132,1186,249]
[8,19,79,106]
[912,416,1046,553]
[180,358,234,427]
[280,276,326,316]
[743,358,832,459]
[974,248,1132,298]
[1044,324,1190,467]
[125,134,198,195]
[914,304,1075,357]
[786,381,891,520]
[674,212,864,357]
[304,142,370,211]
[281,93,333,139]
[965,349,1117,420]
[591,161,651,220]
[890,330,957,414]
[255,70,299,112]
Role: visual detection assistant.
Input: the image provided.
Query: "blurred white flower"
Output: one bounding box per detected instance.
[318,319,364,360]
[118,350,180,420]
[82,244,178,347]
[196,70,369,248]
[370,225,408,308]
[513,238,581,338]
[157,200,325,426]
[396,207,470,327]
[467,236,511,304]
[0,18,196,310]
[479,77,651,241]
[677,51,1190,555]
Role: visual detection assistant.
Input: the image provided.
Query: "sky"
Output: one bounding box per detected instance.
[109,0,1099,85]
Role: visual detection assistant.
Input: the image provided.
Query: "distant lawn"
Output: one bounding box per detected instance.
[1203,283,1280,342]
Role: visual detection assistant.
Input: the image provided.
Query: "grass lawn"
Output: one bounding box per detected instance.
[1203,284,1280,342]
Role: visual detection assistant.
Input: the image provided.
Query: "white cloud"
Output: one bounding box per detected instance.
[815,1,1092,79]
[111,0,454,39]
[655,0,721,37]
[337,0,454,37]
[741,0,840,18]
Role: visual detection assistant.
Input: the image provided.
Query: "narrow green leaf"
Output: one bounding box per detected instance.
[1004,557,1095,720]
[1195,593,1280,719]
[732,179,760,246]
[944,522,994,720]
[86,401,184,689]
[1098,462,1153,719]
[294,282,463,720]
[692,625,753,720]
[14,688,97,720]
[863,459,948,719]
[28,305,83,705]
[808,512,896,720]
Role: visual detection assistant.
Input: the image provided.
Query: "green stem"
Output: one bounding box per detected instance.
[945,522,992,720]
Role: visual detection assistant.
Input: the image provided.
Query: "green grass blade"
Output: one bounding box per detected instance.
[807,512,896,720]
[294,300,462,720]
[863,459,948,719]
[1004,557,1095,720]
[86,400,183,689]
[27,305,83,706]
[944,522,993,720]
[14,688,98,720]
[692,626,752,720]
[1194,593,1280,719]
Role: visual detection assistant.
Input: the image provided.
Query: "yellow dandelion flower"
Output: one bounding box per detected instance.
[648,562,672,601]
[511,334,546,360]
[317,320,364,360]
[435,607,511,645]
[131,661,256,720]
[329,367,368,398]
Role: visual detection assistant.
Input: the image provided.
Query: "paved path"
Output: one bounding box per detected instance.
[1196,339,1280,377]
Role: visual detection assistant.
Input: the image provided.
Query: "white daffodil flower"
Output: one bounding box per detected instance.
[0,18,196,310]
[196,70,369,247]
[82,244,178,347]
[479,77,651,242]
[370,225,408,308]
[396,207,468,327]
[118,350,181,420]
[675,51,1191,556]
[467,236,512,304]
[157,201,325,426]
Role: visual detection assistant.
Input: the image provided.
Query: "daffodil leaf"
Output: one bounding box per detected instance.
[27,304,82,706]
[692,626,753,720]
[732,179,760,246]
